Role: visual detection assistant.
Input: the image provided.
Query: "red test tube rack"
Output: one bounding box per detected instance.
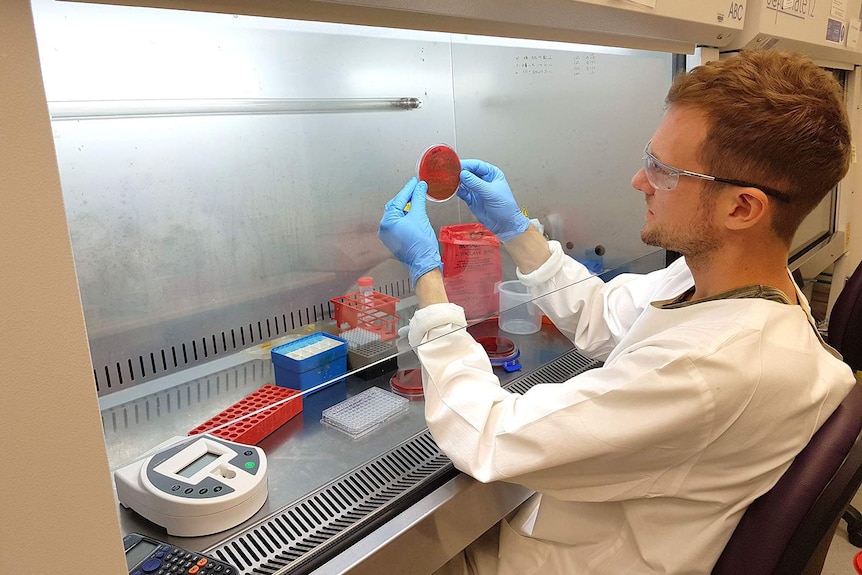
[189,385,302,445]
[330,291,400,341]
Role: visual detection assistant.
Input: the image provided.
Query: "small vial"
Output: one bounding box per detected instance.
[358,276,374,308]
[358,276,374,297]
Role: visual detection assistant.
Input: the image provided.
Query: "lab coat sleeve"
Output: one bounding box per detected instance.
[517,241,685,360]
[410,303,727,502]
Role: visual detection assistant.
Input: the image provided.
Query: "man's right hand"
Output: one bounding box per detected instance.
[457,159,531,243]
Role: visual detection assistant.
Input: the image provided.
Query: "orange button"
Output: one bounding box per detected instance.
[197,558,208,567]
[188,567,199,574]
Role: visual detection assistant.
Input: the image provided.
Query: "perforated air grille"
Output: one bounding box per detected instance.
[94,306,329,393]
[93,281,410,395]
[505,349,599,395]
[205,348,601,574]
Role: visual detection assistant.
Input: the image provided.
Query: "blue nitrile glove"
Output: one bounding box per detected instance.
[378,177,443,286]
[457,159,530,243]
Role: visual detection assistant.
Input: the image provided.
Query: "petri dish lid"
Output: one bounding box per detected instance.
[476,336,518,360]
[416,144,461,202]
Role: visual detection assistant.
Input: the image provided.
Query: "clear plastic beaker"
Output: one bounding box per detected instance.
[497,280,541,335]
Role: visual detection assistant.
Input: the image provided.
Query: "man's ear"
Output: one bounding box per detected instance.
[724,188,768,231]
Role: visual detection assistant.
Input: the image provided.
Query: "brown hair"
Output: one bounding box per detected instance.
[666,50,851,244]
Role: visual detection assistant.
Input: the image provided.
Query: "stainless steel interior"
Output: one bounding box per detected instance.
[32,0,674,396]
[204,346,603,574]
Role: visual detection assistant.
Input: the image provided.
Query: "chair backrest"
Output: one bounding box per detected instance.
[827,260,862,372]
[712,384,862,575]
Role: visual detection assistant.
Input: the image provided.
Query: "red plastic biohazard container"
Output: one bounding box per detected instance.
[439,223,502,320]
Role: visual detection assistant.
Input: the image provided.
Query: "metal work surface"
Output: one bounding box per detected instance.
[205,346,601,574]
[109,321,582,556]
[307,474,534,575]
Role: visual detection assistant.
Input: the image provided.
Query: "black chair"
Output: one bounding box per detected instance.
[827,260,862,376]
[825,260,862,548]
[712,384,862,575]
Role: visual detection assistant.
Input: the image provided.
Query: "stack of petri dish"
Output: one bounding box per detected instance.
[389,368,424,400]
[476,336,522,373]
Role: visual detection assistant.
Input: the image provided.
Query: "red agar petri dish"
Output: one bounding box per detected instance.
[476,336,522,372]
[417,144,461,202]
[390,369,424,399]
[476,336,517,361]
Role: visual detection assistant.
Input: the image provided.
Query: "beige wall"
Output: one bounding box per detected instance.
[0,1,126,572]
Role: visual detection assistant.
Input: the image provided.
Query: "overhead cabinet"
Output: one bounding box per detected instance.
[76,0,747,53]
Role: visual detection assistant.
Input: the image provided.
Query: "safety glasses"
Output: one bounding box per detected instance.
[642,141,791,203]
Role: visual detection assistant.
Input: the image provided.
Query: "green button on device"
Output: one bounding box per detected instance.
[244,461,256,470]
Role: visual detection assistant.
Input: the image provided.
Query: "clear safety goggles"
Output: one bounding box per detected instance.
[642,141,791,203]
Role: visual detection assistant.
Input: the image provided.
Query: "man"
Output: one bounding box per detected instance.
[378,50,857,574]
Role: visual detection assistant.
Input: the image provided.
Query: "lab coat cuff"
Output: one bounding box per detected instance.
[516,240,568,287]
[408,303,468,348]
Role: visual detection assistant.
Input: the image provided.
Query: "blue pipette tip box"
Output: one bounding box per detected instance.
[271,332,348,392]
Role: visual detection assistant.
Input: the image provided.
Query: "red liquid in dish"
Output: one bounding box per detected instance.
[418,144,461,202]
[476,336,517,360]
[390,369,424,399]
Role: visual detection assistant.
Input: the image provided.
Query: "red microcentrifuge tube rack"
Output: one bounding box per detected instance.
[189,385,302,445]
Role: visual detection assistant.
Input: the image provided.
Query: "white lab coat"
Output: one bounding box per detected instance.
[409,241,856,575]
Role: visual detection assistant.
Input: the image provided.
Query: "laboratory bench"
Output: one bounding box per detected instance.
[103,316,601,575]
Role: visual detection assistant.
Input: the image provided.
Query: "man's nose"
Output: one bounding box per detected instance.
[632,168,654,195]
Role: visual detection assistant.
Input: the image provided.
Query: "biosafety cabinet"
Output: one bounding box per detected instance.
[5,0,862,573]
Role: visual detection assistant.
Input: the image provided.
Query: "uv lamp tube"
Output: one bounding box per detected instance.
[48,97,423,120]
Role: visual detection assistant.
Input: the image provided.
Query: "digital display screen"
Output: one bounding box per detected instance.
[126,539,159,569]
[176,451,220,478]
